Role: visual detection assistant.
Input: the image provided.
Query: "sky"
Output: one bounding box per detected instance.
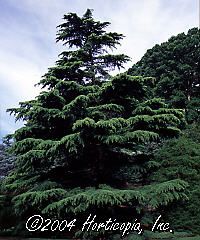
[0,0,198,140]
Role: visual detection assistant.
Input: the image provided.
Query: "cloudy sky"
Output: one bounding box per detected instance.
[0,0,198,140]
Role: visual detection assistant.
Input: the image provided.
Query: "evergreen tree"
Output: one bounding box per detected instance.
[128,28,200,123]
[0,9,188,239]
[151,124,200,234]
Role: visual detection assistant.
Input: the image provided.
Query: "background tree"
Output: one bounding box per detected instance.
[127,26,200,240]
[128,28,200,123]
[0,9,188,239]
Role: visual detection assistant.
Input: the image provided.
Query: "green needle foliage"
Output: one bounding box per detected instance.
[151,124,200,234]
[128,28,200,123]
[0,9,188,239]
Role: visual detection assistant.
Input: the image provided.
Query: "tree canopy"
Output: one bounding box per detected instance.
[128,28,200,123]
[0,9,190,239]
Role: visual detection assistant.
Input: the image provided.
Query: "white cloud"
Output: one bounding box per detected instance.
[0,0,198,138]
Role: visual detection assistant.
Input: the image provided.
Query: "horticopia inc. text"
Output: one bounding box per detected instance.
[26,214,173,236]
